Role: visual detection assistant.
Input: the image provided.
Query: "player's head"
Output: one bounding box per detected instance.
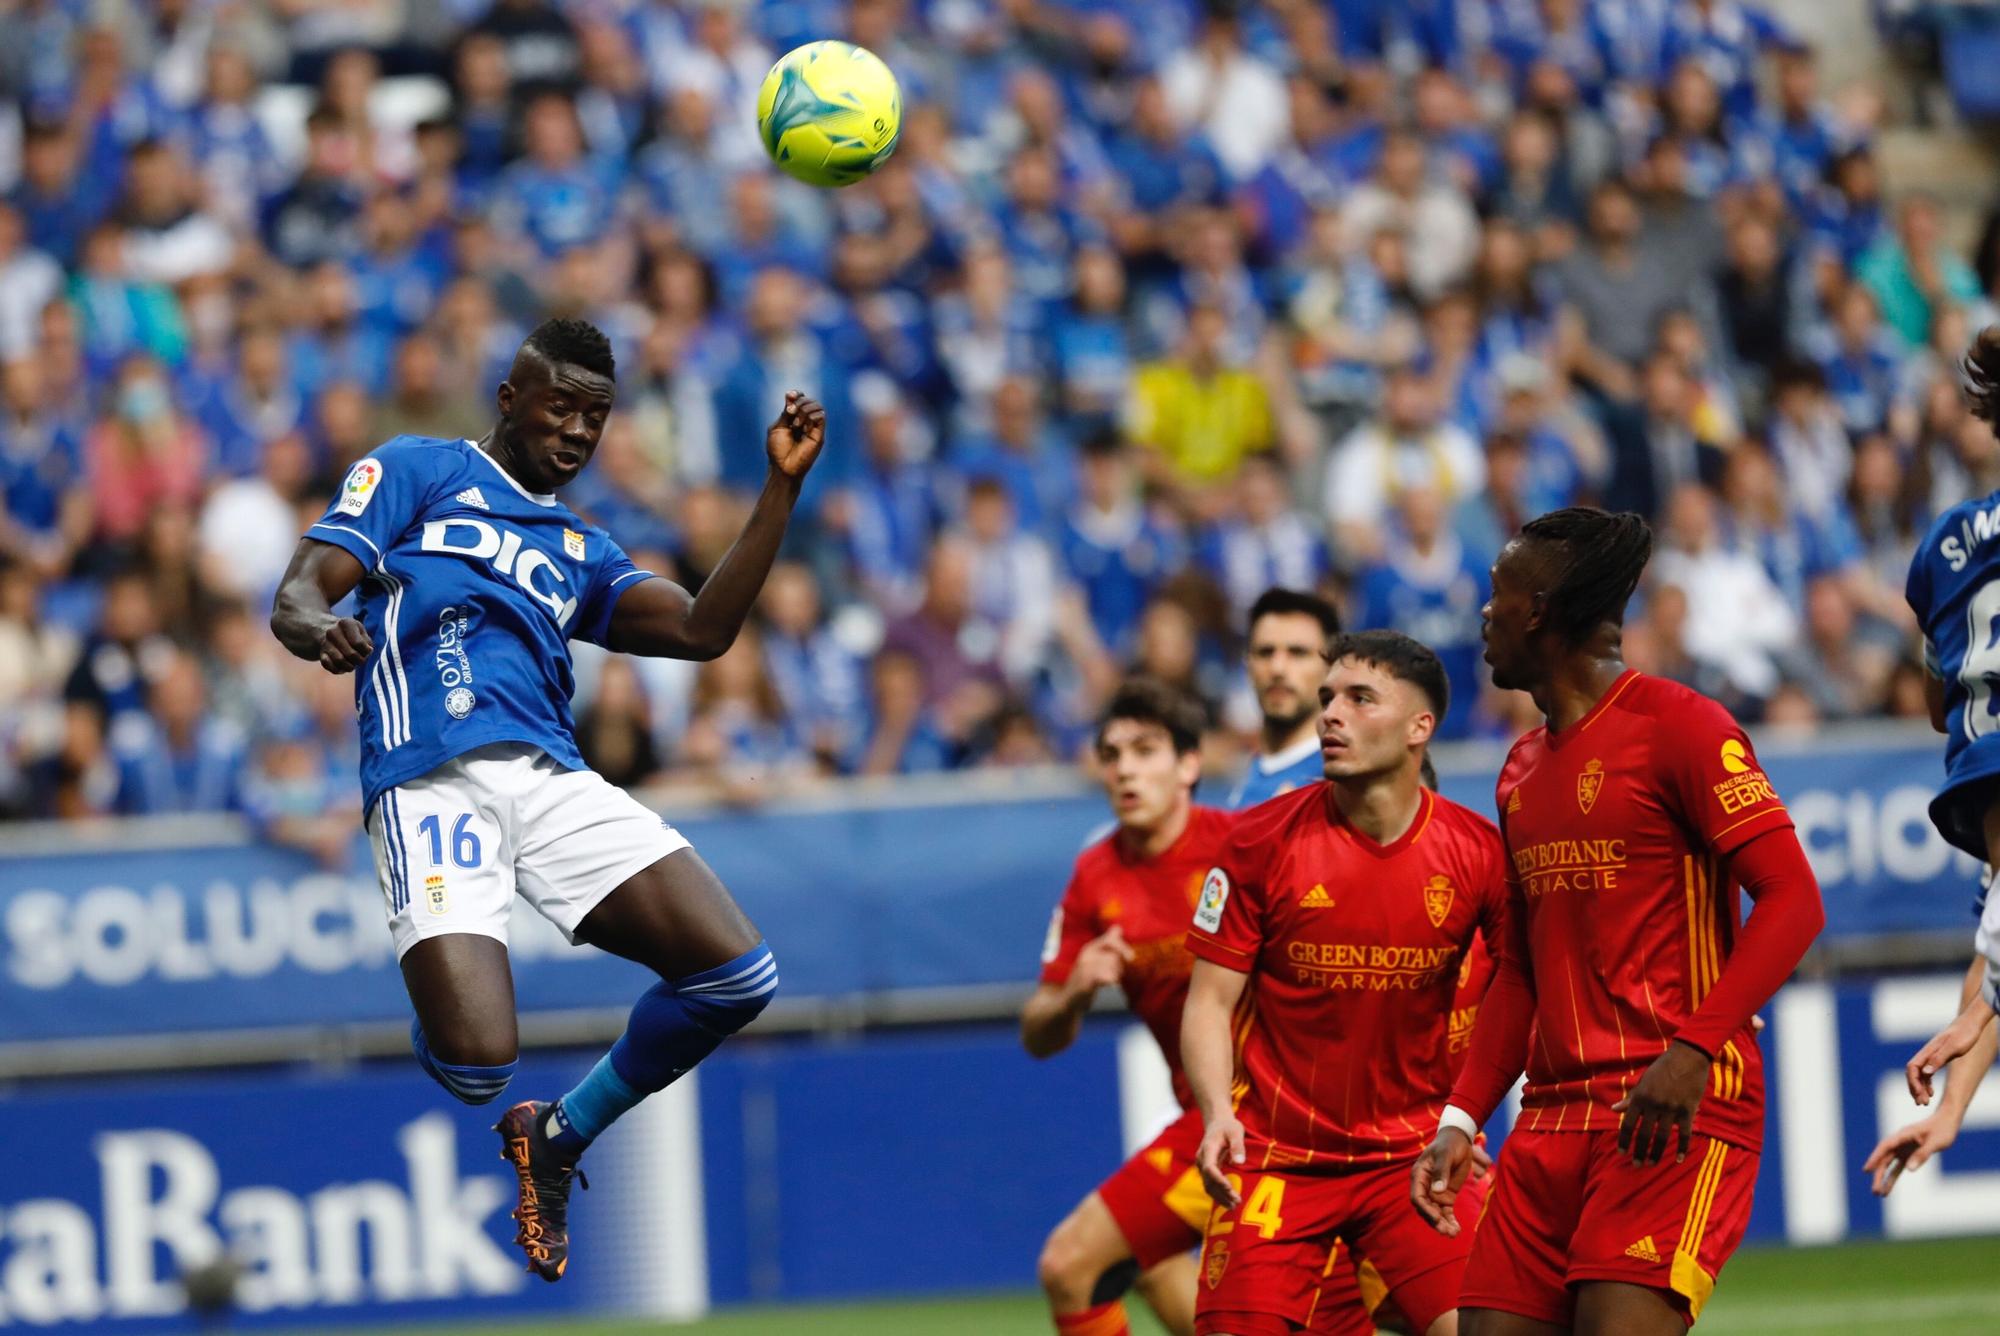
[1094,678,1205,835]
[1483,507,1652,692]
[1245,587,1341,740]
[1962,324,2000,427]
[1318,631,1447,784]
[494,318,617,491]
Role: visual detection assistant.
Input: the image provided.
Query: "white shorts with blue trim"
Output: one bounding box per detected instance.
[367,741,691,959]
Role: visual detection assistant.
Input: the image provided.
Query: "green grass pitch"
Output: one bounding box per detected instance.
[316,1234,1999,1335]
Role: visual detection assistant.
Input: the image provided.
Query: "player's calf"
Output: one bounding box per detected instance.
[544,939,779,1154]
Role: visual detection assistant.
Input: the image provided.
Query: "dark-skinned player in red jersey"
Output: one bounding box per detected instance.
[1183,631,1515,1336]
[1411,508,1826,1335]
[1025,680,1236,1336]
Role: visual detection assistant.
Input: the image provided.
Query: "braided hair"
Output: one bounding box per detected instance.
[1518,507,1653,643]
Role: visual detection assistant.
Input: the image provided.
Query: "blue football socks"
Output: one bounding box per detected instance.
[547,940,778,1155]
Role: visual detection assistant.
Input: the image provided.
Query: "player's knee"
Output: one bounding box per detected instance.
[412,1018,518,1104]
[1036,1224,1088,1297]
[677,940,778,1037]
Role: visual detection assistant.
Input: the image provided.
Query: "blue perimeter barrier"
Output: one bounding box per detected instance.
[0,726,1983,1046]
[4,973,1998,1330]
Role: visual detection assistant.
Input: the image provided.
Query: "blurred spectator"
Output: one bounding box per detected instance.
[859,646,951,776]
[1200,452,1327,624]
[1857,194,1981,349]
[1554,179,1691,399]
[198,432,312,604]
[10,120,109,269]
[577,657,664,790]
[1354,486,1489,739]
[1060,429,1180,654]
[263,106,367,271]
[109,648,246,815]
[882,534,1006,728]
[0,354,90,578]
[1338,129,1480,302]
[830,374,942,610]
[1715,213,1792,391]
[371,331,482,444]
[469,0,583,103]
[0,203,64,360]
[950,374,1072,536]
[1128,302,1274,491]
[760,561,866,770]
[1323,359,1483,562]
[87,357,207,546]
[1806,281,1902,436]
[1652,482,1799,705]
[1792,576,1896,721]
[1160,5,1288,182]
[1767,361,1851,523]
[960,477,1057,686]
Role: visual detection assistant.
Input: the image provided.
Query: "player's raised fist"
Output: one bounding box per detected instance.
[766,391,827,480]
[318,616,374,674]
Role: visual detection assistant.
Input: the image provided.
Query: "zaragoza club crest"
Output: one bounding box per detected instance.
[1424,874,1455,928]
[1577,757,1605,815]
[1205,1242,1229,1290]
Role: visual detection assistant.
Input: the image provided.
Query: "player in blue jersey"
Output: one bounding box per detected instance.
[270,318,824,1282]
[1900,329,2000,1115]
[1226,588,1341,808]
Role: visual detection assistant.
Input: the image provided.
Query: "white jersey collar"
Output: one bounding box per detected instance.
[1257,733,1321,775]
[471,439,559,507]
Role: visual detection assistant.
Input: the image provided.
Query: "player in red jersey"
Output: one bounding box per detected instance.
[1411,508,1826,1335]
[1026,679,1237,1336]
[1183,631,1514,1336]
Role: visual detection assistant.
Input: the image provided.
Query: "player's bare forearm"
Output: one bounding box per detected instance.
[1019,982,1090,1058]
[270,538,371,672]
[1182,960,1247,1124]
[1941,954,2000,1122]
[606,395,824,660]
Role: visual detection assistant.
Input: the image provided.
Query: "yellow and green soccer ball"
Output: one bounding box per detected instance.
[756,41,902,188]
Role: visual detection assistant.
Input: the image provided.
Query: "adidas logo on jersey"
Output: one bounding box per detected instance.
[1623,1236,1663,1263]
[455,487,490,510]
[1506,789,1523,815]
[1299,884,1335,909]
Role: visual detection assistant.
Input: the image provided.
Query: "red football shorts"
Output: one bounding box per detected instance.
[1193,1159,1486,1336]
[1097,1109,1211,1268]
[1461,1128,1758,1328]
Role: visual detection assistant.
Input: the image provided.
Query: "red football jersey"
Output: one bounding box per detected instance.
[1494,671,1793,1150]
[1042,805,1237,1110]
[1186,784,1511,1168]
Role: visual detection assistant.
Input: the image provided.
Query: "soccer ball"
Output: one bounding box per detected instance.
[756,41,902,188]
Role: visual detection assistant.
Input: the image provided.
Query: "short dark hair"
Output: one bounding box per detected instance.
[1247,587,1341,643]
[1096,678,1206,756]
[1518,506,1653,643]
[522,318,616,381]
[1325,629,1450,722]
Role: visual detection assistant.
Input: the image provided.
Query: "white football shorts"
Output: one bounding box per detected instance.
[366,741,691,958]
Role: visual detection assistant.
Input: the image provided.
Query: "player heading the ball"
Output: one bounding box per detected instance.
[270,317,826,1282]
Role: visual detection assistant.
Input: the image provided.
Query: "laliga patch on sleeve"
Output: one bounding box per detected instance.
[1194,868,1230,933]
[337,459,383,516]
[1040,906,1063,964]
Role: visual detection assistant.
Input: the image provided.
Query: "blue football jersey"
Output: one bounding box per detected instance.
[1906,486,2000,854]
[308,436,655,811]
[1225,736,1322,809]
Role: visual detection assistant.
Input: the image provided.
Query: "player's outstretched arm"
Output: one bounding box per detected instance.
[1020,925,1132,1058]
[603,393,826,660]
[1869,955,2000,1194]
[1182,959,1249,1207]
[271,538,372,673]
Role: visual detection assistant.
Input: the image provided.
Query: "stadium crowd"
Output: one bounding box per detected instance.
[0,0,1978,841]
